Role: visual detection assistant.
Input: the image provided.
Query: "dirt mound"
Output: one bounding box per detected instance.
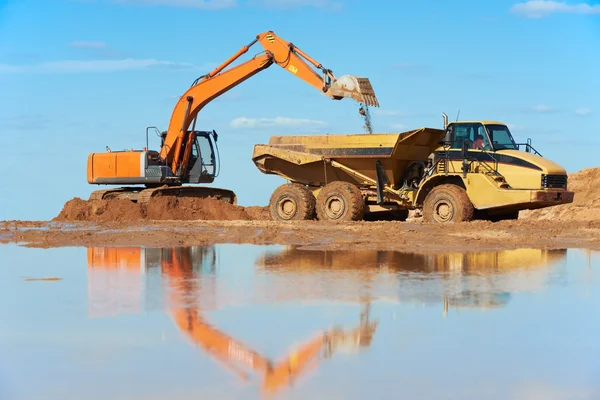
[521,167,600,222]
[53,196,270,222]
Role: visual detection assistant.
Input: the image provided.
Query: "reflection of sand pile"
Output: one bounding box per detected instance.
[521,167,600,221]
[53,197,270,222]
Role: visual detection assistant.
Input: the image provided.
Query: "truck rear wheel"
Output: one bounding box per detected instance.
[422,184,474,223]
[269,183,316,221]
[316,181,366,222]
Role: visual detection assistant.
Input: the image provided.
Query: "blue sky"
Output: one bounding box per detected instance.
[0,0,599,220]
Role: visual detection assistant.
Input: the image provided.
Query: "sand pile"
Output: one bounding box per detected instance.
[521,167,600,222]
[53,196,270,222]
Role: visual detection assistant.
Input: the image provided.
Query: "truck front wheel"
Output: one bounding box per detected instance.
[269,183,316,221]
[422,184,474,223]
[316,181,366,222]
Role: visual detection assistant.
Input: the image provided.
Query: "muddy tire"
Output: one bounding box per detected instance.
[316,181,366,222]
[269,183,316,221]
[422,184,474,223]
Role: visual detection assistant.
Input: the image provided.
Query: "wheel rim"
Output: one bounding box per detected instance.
[433,199,454,222]
[324,195,346,220]
[277,197,297,220]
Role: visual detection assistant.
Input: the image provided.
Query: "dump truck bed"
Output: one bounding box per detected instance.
[252,127,445,189]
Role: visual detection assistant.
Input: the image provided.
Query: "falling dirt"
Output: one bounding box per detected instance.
[359,103,372,134]
[53,196,270,222]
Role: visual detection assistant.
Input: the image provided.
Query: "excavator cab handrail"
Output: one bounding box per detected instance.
[145,126,161,150]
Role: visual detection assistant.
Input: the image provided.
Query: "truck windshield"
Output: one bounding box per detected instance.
[484,124,518,150]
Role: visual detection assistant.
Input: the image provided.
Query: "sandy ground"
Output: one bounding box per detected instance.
[2,218,599,251]
[2,166,598,251]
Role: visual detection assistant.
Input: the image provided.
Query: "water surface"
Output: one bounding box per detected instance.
[1,244,599,400]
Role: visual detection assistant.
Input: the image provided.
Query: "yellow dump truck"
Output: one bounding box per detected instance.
[252,113,574,223]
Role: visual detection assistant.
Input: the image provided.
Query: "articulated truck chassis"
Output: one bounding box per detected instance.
[252,114,574,223]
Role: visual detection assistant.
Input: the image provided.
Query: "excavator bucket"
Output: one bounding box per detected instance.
[328,75,379,107]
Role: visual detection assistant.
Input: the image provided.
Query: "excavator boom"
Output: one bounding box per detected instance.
[86,30,379,205]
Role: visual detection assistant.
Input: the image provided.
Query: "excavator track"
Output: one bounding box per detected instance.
[136,186,237,205]
[89,187,141,201]
[90,186,237,205]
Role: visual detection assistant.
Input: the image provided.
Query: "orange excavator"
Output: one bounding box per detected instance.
[86,30,379,205]
[87,246,379,396]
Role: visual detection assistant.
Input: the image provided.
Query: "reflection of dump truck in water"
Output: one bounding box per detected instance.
[255,246,568,313]
[252,114,574,223]
[86,246,377,396]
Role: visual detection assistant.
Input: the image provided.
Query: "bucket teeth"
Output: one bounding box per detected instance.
[328,75,379,107]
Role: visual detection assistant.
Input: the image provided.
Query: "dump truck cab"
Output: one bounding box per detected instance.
[414,114,574,222]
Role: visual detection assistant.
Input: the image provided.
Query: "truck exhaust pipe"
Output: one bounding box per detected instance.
[442,112,448,129]
[328,75,379,107]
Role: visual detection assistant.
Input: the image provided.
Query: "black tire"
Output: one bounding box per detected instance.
[316,181,366,222]
[269,183,316,221]
[422,184,474,223]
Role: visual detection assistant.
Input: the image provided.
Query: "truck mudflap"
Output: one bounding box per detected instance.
[530,190,574,204]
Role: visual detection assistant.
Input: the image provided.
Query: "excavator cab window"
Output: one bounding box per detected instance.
[186,131,218,184]
[185,131,218,183]
[196,134,216,177]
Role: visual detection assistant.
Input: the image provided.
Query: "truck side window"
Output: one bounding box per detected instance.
[452,125,470,149]
[451,123,491,150]
[474,125,491,150]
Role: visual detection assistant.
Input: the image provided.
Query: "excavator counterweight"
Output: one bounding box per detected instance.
[86,30,379,205]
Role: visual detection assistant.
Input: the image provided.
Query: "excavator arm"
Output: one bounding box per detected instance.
[161,30,379,176]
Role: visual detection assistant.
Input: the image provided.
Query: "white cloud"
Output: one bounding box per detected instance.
[230,116,327,129]
[511,1,600,18]
[0,58,196,74]
[576,107,592,115]
[112,0,236,8]
[68,41,107,48]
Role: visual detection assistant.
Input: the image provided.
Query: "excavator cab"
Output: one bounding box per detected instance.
[159,130,220,184]
[186,130,220,184]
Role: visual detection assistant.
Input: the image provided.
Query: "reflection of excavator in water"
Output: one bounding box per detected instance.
[86,246,378,396]
[86,30,379,205]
